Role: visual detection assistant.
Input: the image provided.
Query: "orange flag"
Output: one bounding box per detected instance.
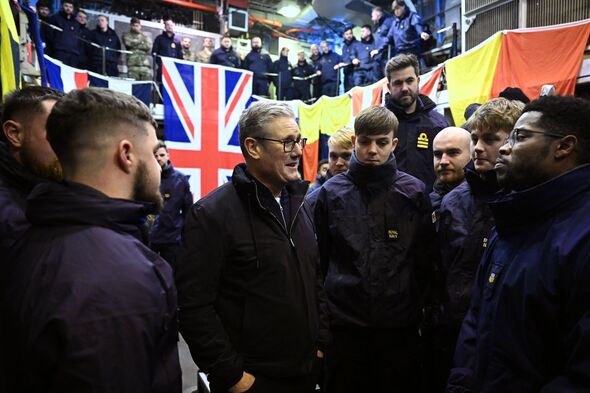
[491,20,590,100]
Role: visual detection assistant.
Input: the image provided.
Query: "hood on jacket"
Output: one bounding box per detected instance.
[347,152,398,188]
[385,93,437,120]
[26,181,157,243]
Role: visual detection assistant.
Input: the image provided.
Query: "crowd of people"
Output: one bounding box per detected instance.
[2,46,590,393]
[37,0,432,101]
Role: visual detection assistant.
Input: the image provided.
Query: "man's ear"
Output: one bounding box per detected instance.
[244,137,262,160]
[391,137,399,151]
[554,135,577,160]
[2,120,24,148]
[117,139,134,174]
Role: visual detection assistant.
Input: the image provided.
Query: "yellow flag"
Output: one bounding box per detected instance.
[446,32,503,125]
[298,98,324,181]
[319,94,351,137]
[0,0,20,97]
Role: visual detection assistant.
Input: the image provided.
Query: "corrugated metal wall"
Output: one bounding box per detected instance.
[527,0,590,27]
[463,0,590,50]
[465,0,499,13]
[466,1,519,49]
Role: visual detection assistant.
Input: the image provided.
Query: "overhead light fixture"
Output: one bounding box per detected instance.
[278,4,301,18]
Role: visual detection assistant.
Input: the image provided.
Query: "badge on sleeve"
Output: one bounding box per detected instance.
[417,132,429,149]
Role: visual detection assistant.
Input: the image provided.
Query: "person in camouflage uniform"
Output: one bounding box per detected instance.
[122,18,153,81]
[195,37,213,63]
[181,37,195,62]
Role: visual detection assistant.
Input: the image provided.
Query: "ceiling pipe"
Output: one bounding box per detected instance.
[160,0,217,13]
[160,1,283,30]
[285,27,320,34]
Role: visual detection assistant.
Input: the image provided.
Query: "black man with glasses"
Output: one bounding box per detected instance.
[312,106,437,393]
[432,97,525,392]
[176,101,329,393]
[448,95,590,392]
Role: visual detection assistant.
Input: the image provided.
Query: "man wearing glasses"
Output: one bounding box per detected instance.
[448,95,590,392]
[176,101,329,393]
[433,97,524,392]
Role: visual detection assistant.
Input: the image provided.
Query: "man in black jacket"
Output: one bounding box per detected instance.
[177,101,329,393]
[88,14,121,76]
[0,86,64,255]
[152,18,182,83]
[1,88,181,392]
[385,54,449,192]
[150,140,193,270]
[210,36,241,69]
[242,36,272,97]
[292,50,315,101]
[45,0,80,66]
[312,105,437,393]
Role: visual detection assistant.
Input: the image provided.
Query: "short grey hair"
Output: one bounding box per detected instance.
[238,101,295,157]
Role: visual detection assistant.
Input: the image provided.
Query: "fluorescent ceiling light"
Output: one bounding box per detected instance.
[278,4,301,18]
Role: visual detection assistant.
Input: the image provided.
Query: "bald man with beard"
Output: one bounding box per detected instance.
[430,127,472,214]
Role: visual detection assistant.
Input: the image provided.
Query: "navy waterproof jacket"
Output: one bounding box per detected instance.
[149,162,193,246]
[341,38,359,74]
[311,153,437,328]
[45,11,80,55]
[242,48,272,80]
[1,181,181,392]
[317,51,342,83]
[385,93,449,193]
[151,32,182,59]
[0,141,43,253]
[436,163,500,325]
[448,164,590,393]
[88,27,121,67]
[210,46,241,68]
[356,35,380,72]
[176,164,330,392]
[386,8,425,55]
[374,14,394,57]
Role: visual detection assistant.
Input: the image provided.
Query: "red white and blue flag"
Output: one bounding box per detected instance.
[45,55,152,105]
[161,58,253,200]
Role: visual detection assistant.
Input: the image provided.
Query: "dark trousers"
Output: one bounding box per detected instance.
[343,71,355,92]
[354,69,378,87]
[425,324,461,393]
[321,81,338,97]
[53,50,79,67]
[91,61,118,76]
[253,78,269,97]
[324,327,420,393]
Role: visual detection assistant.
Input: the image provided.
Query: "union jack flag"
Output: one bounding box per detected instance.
[161,58,253,200]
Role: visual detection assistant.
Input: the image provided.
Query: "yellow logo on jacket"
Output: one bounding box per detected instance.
[388,230,398,239]
[417,132,429,149]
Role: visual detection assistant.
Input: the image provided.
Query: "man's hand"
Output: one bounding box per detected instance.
[352,58,360,66]
[229,372,255,393]
[370,49,379,58]
[317,350,324,358]
[420,32,430,41]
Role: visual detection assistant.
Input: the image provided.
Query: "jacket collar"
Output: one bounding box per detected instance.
[384,93,436,120]
[346,152,398,188]
[463,161,501,197]
[232,163,309,211]
[26,181,157,243]
[490,164,590,234]
[161,162,174,178]
[0,141,44,195]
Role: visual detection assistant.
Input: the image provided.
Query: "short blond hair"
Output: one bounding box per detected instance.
[328,126,354,150]
[465,97,525,133]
